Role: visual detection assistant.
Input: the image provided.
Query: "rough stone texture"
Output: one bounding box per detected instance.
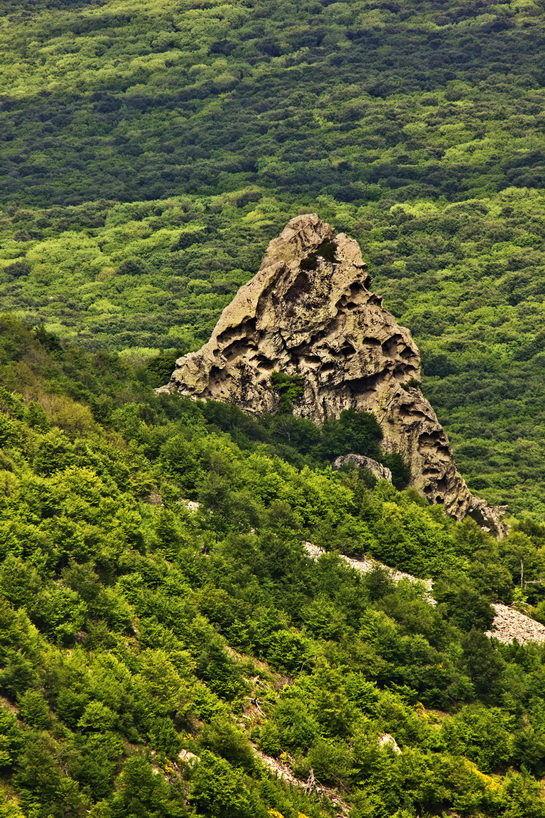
[161,214,506,536]
[486,604,545,645]
[332,453,392,482]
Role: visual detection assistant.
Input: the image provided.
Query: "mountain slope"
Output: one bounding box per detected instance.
[0,317,545,816]
[1,0,545,513]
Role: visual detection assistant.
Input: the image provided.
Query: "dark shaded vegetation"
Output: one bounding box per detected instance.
[270,372,305,414]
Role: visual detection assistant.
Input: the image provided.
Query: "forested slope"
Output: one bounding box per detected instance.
[3,2,545,815]
[2,318,545,817]
[2,0,545,513]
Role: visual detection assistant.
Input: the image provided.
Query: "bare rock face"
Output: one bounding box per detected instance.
[161,214,506,536]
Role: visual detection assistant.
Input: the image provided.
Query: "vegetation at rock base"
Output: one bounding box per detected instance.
[270,372,305,414]
[1,0,545,513]
[0,317,543,816]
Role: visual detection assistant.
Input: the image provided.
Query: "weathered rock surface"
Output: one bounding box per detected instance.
[161,214,506,535]
[332,453,392,482]
[486,604,545,645]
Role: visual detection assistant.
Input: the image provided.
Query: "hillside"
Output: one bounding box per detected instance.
[3,1,545,814]
[1,0,545,513]
[1,317,545,817]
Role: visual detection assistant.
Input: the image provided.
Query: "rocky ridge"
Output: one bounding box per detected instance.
[161,214,506,536]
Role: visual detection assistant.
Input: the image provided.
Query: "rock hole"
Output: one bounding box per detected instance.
[382,334,403,356]
[217,318,257,346]
[399,405,428,419]
[254,354,275,371]
[419,432,440,446]
[300,239,338,271]
[341,343,357,358]
[419,433,450,457]
[325,343,356,359]
[208,365,229,390]
[285,271,312,303]
[346,372,383,395]
[223,339,255,360]
[303,354,322,368]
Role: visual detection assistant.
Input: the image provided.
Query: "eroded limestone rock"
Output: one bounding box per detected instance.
[161,214,506,536]
[332,454,393,483]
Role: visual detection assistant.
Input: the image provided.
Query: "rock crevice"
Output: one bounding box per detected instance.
[161,214,506,536]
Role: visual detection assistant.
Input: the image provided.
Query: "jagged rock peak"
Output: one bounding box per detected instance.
[160,214,507,537]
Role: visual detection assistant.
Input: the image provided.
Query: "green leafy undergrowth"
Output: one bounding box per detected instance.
[0,318,545,815]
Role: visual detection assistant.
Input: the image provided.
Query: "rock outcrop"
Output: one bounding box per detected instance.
[161,214,506,536]
[332,454,393,483]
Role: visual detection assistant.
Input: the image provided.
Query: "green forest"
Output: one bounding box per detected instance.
[2,316,545,817]
[2,0,545,814]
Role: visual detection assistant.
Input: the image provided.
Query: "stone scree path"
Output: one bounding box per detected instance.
[303,542,435,602]
[486,603,545,644]
[303,543,545,645]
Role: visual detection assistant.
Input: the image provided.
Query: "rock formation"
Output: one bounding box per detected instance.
[160,214,507,536]
[332,454,393,483]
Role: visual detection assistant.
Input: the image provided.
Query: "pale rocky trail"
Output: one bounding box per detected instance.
[304,542,545,645]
